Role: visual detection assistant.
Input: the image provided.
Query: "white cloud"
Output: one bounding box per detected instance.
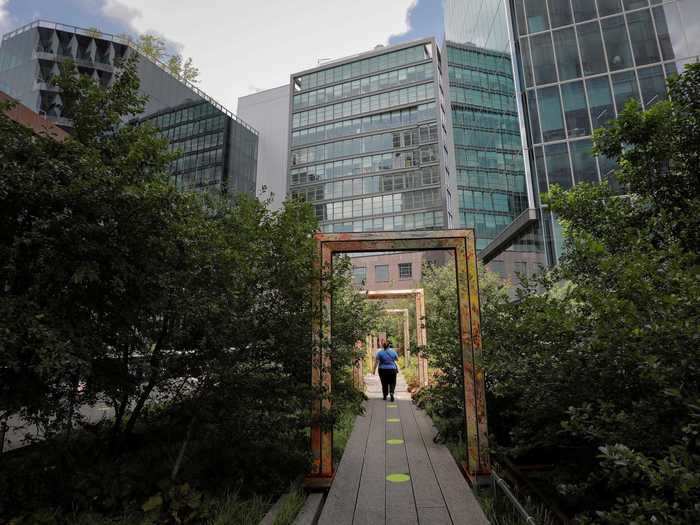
[100,0,141,29]
[0,0,11,34]
[100,0,413,113]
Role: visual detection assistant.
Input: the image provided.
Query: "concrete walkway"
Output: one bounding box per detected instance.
[317,373,489,525]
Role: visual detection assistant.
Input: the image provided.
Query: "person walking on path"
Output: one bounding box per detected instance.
[374,340,399,401]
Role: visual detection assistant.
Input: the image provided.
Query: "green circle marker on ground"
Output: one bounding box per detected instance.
[387,418,400,423]
[386,439,404,445]
[387,404,398,408]
[386,473,410,483]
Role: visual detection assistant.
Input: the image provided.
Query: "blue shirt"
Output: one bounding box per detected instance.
[377,348,399,370]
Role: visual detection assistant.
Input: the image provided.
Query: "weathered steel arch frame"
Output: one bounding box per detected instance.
[307,230,490,487]
[365,289,428,386]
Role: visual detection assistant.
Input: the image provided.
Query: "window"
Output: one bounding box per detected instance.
[538,85,565,141]
[611,70,640,112]
[527,90,542,143]
[577,22,607,76]
[561,81,591,137]
[489,260,506,278]
[513,261,528,277]
[352,266,367,285]
[586,76,615,129]
[547,0,572,27]
[653,5,683,61]
[553,28,582,81]
[597,0,622,17]
[375,264,389,282]
[627,9,660,66]
[601,16,633,71]
[572,0,597,22]
[545,142,573,189]
[623,0,648,9]
[530,32,557,85]
[525,0,549,33]
[570,139,599,184]
[398,263,413,279]
[638,65,666,108]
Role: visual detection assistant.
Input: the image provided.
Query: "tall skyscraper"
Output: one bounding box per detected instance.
[0,20,258,199]
[287,38,456,233]
[507,0,700,263]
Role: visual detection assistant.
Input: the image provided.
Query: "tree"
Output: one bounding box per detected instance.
[137,34,167,62]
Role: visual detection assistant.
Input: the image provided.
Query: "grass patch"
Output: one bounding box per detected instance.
[207,491,269,525]
[272,487,306,525]
[333,406,359,463]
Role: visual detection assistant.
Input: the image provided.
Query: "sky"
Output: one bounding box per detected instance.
[0,0,444,114]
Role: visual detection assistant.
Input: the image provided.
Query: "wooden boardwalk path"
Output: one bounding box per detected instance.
[317,373,489,525]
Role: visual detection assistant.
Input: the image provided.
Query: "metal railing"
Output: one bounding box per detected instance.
[3,19,258,135]
[491,470,537,524]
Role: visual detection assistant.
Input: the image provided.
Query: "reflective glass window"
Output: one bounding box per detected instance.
[538,85,566,141]
[553,28,582,81]
[572,0,597,22]
[534,145,548,197]
[611,70,640,112]
[627,10,660,66]
[531,33,557,85]
[623,0,648,9]
[578,22,607,75]
[586,76,615,129]
[520,38,535,87]
[545,142,572,189]
[652,5,683,61]
[525,0,550,33]
[570,139,599,184]
[527,89,542,143]
[597,0,622,16]
[601,16,633,71]
[561,81,591,137]
[638,65,666,107]
[548,0,572,27]
[515,0,529,35]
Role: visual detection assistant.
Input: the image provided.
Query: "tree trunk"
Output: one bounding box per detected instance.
[171,415,196,481]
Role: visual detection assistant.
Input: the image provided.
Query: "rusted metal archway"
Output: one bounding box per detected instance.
[307,230,489,487]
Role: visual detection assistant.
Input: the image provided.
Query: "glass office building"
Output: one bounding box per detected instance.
[446,42,530,251]
[288,39,455,233]
[0,20,258,200]
[508,0,700,263]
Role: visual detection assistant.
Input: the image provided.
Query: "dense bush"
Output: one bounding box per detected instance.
[0,58,366,522]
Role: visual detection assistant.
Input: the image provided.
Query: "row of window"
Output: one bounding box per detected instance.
[172,165,224,192]
[449,85,518,113]
[295,44,430,91]
[293,62,433,109]
[320,210,444,234]
[290,165,440,203]
[453,127,523,151]
[314,188,441,222]
[352,262,413,285]
[290,129,438,167]
[522,6,680,89]
[171,147,223,174]
[446,46,512,75]
[458,189,528,215]
[448,65,517,95]
[145,102,224,130]
[166,131,225,155]
[292,82,436,130]
[528,64,669,144]
[460,211,519,240]
[452,107,521,133]
[291,104,436,147]
[155,115,226,143]
[457,169,527,194]
[516,0,671,36]
[289,149,437,186]
[455,147,526,172]
[533,138,618,195]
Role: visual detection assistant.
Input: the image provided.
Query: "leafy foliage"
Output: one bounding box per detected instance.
[0,57,363,521]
